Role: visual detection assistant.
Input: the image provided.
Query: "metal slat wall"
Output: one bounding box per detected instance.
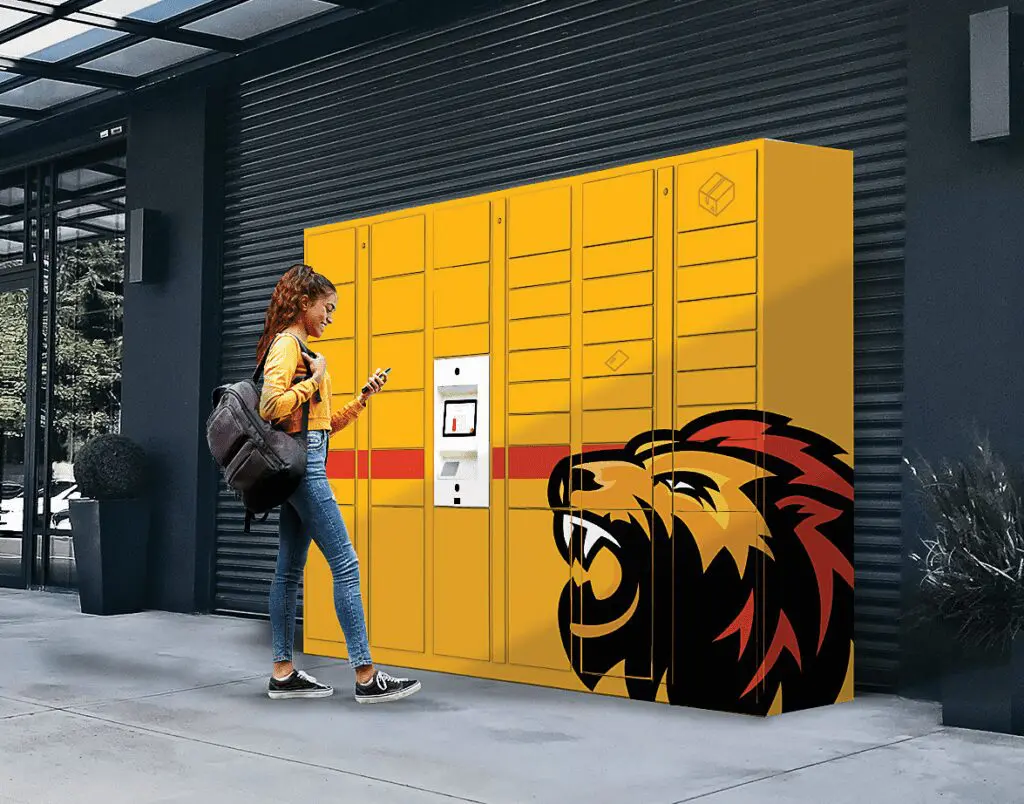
[217,0,907,690]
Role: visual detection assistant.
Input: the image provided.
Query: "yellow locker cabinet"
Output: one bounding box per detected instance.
[301,139,854,717]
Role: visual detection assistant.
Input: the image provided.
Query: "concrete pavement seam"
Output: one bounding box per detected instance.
[5,658,349,712]
[0,710,53,722]
[57,707,491,804]
[61,672,276,710]
[668,729,947,803]
[0,693,51,706]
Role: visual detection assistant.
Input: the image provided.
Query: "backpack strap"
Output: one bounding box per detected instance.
[253,333,315,384]
[254,333,316,431]
[288,334,321,407]
[288,334,316,430]
[243,509,271,533]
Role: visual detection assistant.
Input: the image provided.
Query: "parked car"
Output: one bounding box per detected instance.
[0,481,80,533]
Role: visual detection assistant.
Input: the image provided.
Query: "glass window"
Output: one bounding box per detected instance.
[58,168,122,193]
[81,38,210,77]
[0,285,30,586]
[0,20,124,61]
[0,80,100,111]
[87,0,216,23]
[0,175,25,272]
[183,0,337,40]
[31,148,126,589]
[0,9,33,34]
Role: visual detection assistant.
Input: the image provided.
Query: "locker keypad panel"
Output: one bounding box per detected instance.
[434,356,490,508]
[302,139,853,719]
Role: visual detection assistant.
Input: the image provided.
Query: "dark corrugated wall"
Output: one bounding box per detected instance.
[217,0,907,691]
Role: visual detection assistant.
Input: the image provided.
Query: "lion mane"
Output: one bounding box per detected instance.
[547,409,854,716]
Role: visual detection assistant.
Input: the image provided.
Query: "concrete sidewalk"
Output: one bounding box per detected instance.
[1,589,1020,804]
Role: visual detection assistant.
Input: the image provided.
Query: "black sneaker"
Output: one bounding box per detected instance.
[354,670,421,704]
[267,669,334,700]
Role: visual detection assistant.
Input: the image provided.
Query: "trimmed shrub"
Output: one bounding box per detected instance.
[74,434,148,501]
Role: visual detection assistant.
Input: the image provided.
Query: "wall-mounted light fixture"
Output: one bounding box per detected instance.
[970,7,1012,142]
[128,208,162,285]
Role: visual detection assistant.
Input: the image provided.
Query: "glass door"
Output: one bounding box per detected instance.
[0,143,125,590]
[0,275,36,587]
[37,149,126,588]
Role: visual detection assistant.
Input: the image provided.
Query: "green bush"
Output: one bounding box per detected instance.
[74,434,148,501]
[907,439,1024,652]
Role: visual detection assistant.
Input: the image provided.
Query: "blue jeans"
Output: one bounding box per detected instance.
[269,429,372,668]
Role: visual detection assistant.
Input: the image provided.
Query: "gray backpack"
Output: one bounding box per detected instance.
[206,334,313,532]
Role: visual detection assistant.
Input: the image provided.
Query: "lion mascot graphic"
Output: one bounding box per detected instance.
[546,409,854,716]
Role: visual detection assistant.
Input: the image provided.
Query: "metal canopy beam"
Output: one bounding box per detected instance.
[54,185,124,211]
[316,0,386,7]
[71,11,246,54]
[0,103,45,120]
[0,0,105,46]
[89,162,127,179]
[59,218,119,237]
[58,206,122,228]
[0,0,386,136]
[0,1,244,54]
[0,55,134,90]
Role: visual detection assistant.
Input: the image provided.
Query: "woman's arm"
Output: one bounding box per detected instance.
[330,396,366,435]
[258,336,320,423]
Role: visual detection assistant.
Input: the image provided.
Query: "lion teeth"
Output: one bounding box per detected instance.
[560,514,619,558]
[584,523,619,558]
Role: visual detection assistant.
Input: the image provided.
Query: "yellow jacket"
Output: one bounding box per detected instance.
[258,333,365,435]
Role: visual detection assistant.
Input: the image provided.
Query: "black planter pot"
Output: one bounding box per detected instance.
[942,632,1024,736]
[69,498,151,616]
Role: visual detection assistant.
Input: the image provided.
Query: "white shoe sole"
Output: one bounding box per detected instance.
[354,680,422,704]
[267,688,334,700]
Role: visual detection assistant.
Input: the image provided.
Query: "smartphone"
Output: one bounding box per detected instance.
[361,367,391,395]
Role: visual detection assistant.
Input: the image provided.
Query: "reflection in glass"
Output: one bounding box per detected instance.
[0,177,25,272]
[81,38,210,77]
[0,79,99,111]
[40,154,126,588]
[0,148,125,589]
[0,288,29,585]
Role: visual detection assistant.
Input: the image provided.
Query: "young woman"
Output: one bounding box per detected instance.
[256,263,420,704]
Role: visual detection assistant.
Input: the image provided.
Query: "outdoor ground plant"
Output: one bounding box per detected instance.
[907,439,1024,652]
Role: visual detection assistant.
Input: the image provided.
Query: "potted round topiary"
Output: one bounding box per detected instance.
[68,433,151,615]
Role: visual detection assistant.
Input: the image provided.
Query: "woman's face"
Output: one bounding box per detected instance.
[300,291,337,339]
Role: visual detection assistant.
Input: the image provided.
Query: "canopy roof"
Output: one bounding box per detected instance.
[0,0,385,134]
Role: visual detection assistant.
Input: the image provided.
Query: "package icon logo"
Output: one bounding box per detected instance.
[698,172,736,216]
[605,349,630,372]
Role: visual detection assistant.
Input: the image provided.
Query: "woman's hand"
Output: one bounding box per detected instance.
[359,368,388,402]
[302,351,327,384]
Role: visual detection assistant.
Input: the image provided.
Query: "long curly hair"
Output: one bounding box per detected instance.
[256,264,336,364]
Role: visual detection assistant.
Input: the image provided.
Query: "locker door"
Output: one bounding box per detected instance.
[670,152,768,713]
[571,170,659,686]
[507,508,570,671]
[305,227,358,648]
[432,201,493,661]
[367,216,427,654]
[434,508,491,661]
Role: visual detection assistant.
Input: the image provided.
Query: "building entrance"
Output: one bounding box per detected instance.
[0,143,126,589]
